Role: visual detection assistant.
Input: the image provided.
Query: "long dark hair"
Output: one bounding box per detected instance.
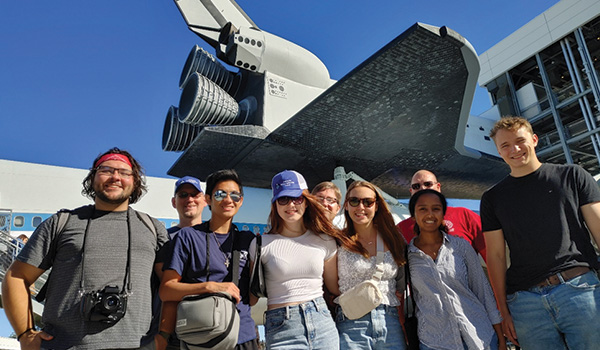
[408,189,448,235]
[82,147,147,204]
[267,189,352,247]
[343,181,406,266]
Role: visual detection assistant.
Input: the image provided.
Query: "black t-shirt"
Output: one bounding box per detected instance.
[481,163,600,293]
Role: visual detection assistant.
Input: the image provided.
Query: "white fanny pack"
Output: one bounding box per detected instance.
[337,235,385,320]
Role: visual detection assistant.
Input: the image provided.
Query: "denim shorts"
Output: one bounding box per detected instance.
[265,297,338,350]
[506,270,600,350]
[335,304,406,350]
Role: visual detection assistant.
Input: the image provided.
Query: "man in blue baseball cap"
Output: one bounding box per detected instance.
[154,176,207,350]
[170,176,206,233]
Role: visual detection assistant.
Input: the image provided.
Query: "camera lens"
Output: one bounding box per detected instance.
[103,295,120,311]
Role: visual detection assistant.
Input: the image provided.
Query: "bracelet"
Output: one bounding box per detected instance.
[17,327,34,341]
[158,330,171,341]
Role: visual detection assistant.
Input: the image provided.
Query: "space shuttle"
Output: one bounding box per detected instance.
[162,0,505,199]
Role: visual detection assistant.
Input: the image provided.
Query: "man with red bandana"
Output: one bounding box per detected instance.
[2,148,168,350]
[397,169,487,262]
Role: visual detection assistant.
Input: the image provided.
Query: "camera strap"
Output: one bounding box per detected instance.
[79,208,132,295]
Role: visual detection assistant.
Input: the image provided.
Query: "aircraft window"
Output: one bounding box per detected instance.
[257,41,262,47]
[14,216,24,227]
[251,39,256,46]
[484,136,491,141]
[32,216,43,228]
[244,38,249,44]
[238,36,243,42]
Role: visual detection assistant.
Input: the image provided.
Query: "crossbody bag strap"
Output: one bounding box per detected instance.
[405,247,416,317]
[372,235,385,282]
[231,229,240,286]
[205,232,210,282]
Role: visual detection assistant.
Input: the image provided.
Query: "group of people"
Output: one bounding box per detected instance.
[3,115,600,350]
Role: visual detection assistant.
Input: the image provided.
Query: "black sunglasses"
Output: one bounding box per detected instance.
[347,197,376,208]
[177,191,202,199]
[411,181,437,191]
[276,196,305,206]
[213,190,242,202]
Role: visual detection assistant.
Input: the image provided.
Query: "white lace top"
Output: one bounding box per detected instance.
[336,246,403,306]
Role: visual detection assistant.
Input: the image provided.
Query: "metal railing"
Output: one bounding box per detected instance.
[0,231,49,294]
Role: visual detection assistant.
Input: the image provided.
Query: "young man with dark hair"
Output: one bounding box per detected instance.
[481,116,600,349]
[160,169,258,350]
[2,147,169,349]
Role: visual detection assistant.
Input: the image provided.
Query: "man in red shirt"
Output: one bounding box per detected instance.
[397,169,486,262]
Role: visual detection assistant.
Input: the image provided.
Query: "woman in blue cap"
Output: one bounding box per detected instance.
[249,170,350,349]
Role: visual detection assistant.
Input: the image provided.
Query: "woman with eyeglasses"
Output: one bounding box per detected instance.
[407,189,503,350]
[335,181,408,350]
[249,170,351,349]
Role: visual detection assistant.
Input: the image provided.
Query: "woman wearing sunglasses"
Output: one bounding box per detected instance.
[249,170,351,349]
[335,181,407,350]
[407,190,503,350]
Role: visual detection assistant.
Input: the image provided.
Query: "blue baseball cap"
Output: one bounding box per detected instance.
[271,170,308,202]
[174,176,203,194]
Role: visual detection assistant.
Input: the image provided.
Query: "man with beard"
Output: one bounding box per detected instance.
[2,148,169,350]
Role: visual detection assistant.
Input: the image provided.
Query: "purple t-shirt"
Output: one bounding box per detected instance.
[164,222,256,344]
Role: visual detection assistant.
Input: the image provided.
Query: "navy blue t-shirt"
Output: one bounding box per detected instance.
[164,222,256,344]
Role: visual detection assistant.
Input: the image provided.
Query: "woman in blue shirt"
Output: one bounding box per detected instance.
[407,189,504,350]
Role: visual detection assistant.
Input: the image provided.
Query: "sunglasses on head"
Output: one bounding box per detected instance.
[347,197,376,208]
[213,190,242,202]
[411,181,437,191]
[276,196,305,206]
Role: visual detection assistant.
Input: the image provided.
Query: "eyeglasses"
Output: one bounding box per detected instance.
[411,181,437,191]
[96,166,133,178]
[213,190,242,202]
[276,196,305,206]
[177,191,202,199]
[347,197,376,208]
[316,196,338,205]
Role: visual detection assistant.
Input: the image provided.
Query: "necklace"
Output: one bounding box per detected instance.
[213,232,231,268]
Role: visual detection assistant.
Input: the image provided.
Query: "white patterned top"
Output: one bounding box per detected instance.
[336,246,404,306]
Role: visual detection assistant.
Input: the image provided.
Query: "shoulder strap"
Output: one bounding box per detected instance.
[134,210,157,238]
[372,235,385,281]
[55,209,71,234]
[404,247,416,317]
[35,207,83,302]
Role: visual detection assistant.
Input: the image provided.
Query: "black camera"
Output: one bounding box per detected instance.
[80,285,127,324]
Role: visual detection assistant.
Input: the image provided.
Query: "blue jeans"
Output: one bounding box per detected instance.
[418,333,498,350]
[335,304,406,350]
[265,297,338,350]
[506,270,600,350]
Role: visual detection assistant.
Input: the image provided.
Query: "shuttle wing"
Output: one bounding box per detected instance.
[168,23,506,199]
[173,0,257,47]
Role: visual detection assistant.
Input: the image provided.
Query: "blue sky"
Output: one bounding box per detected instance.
[0,0,559,338]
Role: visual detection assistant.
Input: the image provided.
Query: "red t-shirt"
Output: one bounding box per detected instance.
[397,206,487,262]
